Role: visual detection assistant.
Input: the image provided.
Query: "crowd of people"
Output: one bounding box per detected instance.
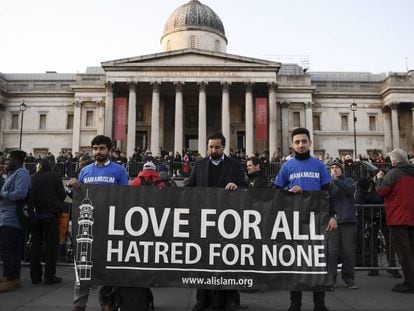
[0,129,413,311]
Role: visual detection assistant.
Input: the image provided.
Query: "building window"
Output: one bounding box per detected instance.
[166,40,171,51]
[341,115,348,131]
[369,115,376,131]
[39,114,47,129]
[136,105,144,122]
[190,36,196,49]
[293,112,300,128]
[67,113,74,129]
[11,113,19,129]
[85,111,94,127]
[313,114,321,131]
[215,40,221,52]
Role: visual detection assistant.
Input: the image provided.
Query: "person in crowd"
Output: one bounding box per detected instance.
[355,178,401,278]
[329,161,359,289]
[130,161,166,187]
[375,148,414,293]
[0,150,30,293]
[67,135,133,311]
[26,152,36,163]
[186,132,247,311]
[173,152,182,177]
[343,154,354,178]
[246,156,268,188]
[28,158,66,285]
[272,128,337,311]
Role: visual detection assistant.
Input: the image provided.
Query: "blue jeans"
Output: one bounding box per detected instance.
[0,226,24,279]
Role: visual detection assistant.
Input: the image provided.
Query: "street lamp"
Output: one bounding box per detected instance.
[19,101,27,150]
[351,101,357,159]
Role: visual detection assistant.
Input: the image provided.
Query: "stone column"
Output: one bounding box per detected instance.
[150,82,160,154]
[127,83,137,158]
[96,100,105,135]
[281,102,290,156]
[72,101,81,153]
[390,102,400,149]
[305,102,314,155]
[382,107,392,154]
[245,82,254,157]
[104,82,114,138]
[198,82,207,157]
[268,83,278,159]
[221,82,231,155]
[411,107,414,146]
[174,82,184,155]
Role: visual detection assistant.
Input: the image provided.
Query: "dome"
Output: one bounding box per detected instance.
[162,0,227,42]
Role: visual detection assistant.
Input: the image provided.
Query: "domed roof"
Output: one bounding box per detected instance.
[162,0,226,41]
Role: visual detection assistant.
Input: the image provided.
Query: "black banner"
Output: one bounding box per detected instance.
[72,185,333,291]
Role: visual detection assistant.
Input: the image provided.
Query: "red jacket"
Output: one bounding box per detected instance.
[375,163,414,226]
[130,170,166,187]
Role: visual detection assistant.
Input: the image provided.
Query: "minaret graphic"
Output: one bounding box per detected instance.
[75,190,94,281]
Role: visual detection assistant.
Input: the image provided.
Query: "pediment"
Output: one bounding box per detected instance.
[102,48,280,71]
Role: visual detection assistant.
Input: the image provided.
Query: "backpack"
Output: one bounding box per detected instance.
[138,176,164,187]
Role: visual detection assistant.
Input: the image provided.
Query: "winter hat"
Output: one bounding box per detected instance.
[143,161,156,171]
[329,160,343,172]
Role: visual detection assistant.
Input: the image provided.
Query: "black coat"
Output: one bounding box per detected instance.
[186,156,247,188]
[29,171,66,216]
[247,170,268,188]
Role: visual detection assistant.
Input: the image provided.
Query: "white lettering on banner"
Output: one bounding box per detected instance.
[107,241,202,265]
[270,211,291,240]
[261,244,326,267]
[108,205,124,235]
[293,211,308,240]
[201,209,263,239]
[173,209,190,238]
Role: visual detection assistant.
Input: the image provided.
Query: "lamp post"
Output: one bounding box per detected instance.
[19,101,27,150]
[351,101,357,159]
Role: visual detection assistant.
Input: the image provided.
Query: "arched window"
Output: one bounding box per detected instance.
[167,40,171,51]
[190,36,196,48]
[215,40,221,52]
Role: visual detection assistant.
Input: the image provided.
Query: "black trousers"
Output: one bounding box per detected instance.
[290,291,325,307]
[29,217,59,281]
[196,289,239,308]
[0,226,24,279]
[392,226,414,287]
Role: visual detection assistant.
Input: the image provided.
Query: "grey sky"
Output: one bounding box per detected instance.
[1,0,413,74]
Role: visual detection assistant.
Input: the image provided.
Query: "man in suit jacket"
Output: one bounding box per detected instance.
[186,132,247,311]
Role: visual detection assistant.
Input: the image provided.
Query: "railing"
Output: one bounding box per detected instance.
[24,160,390,182]
[355,204,400,272]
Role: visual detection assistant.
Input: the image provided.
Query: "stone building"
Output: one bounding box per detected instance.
[1,0,414,159]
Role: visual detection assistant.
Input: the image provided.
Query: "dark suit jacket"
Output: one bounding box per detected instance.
[186,155,247,188]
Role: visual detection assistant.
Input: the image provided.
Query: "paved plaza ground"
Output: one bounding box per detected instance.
[0,266,413,310]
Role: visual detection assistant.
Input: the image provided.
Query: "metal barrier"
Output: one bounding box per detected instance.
[355,204,400,271]
[24,160,389,181]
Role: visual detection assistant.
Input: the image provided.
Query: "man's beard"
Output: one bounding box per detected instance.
[210,153,222,160]
[94,154,108,163]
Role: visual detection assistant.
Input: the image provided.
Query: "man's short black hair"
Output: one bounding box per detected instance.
[91,135,112,150]
[248,156,261,167]
[291,127,310,141]
[9,150,26,163]
[208,132,226,146]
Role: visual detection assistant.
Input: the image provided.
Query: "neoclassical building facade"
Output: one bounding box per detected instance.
[1,0,414,159]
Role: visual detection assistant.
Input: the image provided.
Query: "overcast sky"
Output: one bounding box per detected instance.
[1,0,413,74]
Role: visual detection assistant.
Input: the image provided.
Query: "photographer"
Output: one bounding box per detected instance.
[375,148,414,293]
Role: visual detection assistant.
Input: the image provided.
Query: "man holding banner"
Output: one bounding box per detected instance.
[186,132,247,311]
[273,127,337,311]
[68,135,132,311]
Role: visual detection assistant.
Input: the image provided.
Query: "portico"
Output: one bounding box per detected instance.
[101,49,281,157]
